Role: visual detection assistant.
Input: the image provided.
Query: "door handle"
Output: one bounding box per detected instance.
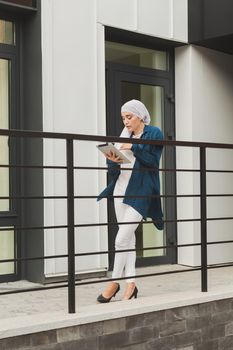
[167,131,174,140]
[167,94,175,103]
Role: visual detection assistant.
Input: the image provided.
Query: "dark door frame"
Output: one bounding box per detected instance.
[0,3,44,284]
[106,60,177,269]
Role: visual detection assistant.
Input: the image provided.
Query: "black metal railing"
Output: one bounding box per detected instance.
[0,128,233,313]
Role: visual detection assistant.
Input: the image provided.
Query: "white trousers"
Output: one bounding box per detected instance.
[112,199,142,283]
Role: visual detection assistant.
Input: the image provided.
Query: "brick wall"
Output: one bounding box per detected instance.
[1,298,233,349]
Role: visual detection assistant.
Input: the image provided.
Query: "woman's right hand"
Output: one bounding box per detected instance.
[106,151,123,163]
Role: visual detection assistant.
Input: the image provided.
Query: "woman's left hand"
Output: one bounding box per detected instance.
[120,143,132,150]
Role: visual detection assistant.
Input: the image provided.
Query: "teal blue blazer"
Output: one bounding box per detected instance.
[97,125,164,230]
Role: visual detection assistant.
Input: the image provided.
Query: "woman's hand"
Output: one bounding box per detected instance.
[106,151,123,163]
[120,143,132,150]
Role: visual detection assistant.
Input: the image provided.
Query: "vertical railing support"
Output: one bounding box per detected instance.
[200,146,208,292]
[66,138,76,313]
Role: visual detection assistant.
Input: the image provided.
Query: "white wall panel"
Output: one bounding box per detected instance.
[41,0,108,276]
[97,0,137,31]
[138,0,171,39]
[173,0,188,41]
[97,0,187,42]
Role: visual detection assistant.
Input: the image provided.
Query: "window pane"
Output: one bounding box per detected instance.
[140,85,165,257]
[0,228,15,275]
[0,20,15,45]
[0,59,10,211]
[106,41,168,71]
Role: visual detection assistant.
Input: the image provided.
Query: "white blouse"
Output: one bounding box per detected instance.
[113,133,142,201]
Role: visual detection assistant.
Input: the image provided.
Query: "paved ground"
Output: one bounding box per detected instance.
[0,264,233,319]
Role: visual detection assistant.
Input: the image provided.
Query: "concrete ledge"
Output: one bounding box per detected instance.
[1,286,233,339]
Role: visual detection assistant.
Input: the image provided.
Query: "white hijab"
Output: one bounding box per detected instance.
[115,99,151,149]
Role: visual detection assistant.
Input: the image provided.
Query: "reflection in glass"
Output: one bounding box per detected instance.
[0,59,10,211]
[121,82,165,258]
[106,41,168,71]
[0,228,15,275]
[0,20,15,45]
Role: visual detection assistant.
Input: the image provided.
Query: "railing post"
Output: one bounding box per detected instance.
[200,146,208,292]
[66,138,76,313]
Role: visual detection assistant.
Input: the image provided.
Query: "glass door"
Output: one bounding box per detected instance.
[0,19,19,281]
[0,58,16,277]
[106,63,177,268]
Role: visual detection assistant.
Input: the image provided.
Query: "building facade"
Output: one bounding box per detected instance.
[0,0,233,283]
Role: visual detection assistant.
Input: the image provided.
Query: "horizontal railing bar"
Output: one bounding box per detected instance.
[0,165,200,174]
[76,262,233,286]
[2,239,233,264]
[0,164,233,173]
[75,268,202,286]
[74,216,233,228]
[74,166,233,173]
[73,166,201,173]
[1,163,233,174]
[207,216,233,221]
[0,283,68,296]
[0,196,68,200]
[73,240,233,256]
[75,194,200,199]
[73,194,233,199]
[207,240,233,246]
[1,193,233,201]
[0,165,202,173]
[75,218,200,228]
[2,262,233,295]
[0,254,68,263]
[0,194,201,200]
[0,242,202,264]
[0,164,67,169]
[208,262,233,269]
[1,128,233,149]
[0,216,232,232]
[206,169,233,173]
[0,219,198,232]
[76,263,233,286]
[0,268,201,295]
[0,225,68,232]
[0,163,232,174]
[206,170,233,174]
[1,194,233,201]
[206,194,233,197]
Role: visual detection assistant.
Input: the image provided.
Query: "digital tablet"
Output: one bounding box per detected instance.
[97,143,131,164]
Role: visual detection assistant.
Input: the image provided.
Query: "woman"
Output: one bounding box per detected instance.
[97,99,164,302]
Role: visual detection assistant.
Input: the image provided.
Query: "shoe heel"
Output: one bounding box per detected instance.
[129,286,138,299]
[113,284,120,297]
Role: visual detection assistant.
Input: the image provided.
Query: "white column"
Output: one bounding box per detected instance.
[175,45,233,266]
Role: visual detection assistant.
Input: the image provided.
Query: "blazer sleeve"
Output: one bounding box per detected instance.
[107,159,120,177]
[131,128,163,168]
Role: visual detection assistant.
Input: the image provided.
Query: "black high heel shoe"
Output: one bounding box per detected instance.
[97,283,120,303]
[128,286,138,299]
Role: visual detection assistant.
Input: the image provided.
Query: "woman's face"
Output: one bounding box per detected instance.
[121,112,144,133]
